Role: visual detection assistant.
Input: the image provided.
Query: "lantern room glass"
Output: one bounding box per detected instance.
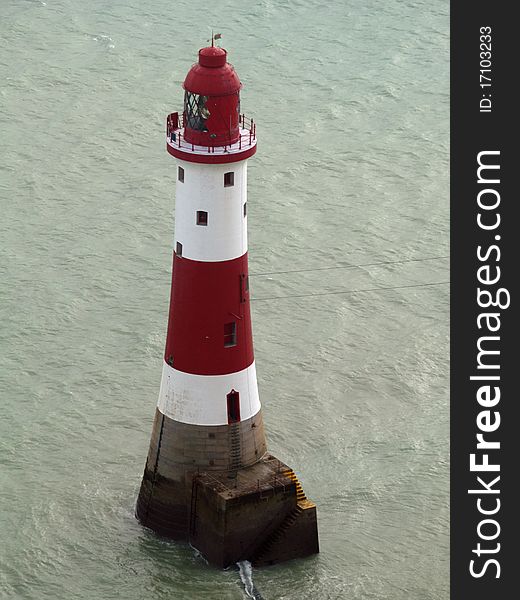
[184,92,210,131]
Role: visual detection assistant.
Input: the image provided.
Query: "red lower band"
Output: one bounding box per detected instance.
[164,253,254,375]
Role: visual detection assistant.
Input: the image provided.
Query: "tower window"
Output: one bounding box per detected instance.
[227,390,241,424]
[224,322,237,347]
[243,202,247,217]
[176,242,183,256]
[196,210,208,226]
[224,172,234,187]
[178,166,184,182]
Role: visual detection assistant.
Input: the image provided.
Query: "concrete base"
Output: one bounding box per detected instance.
[189,454,318,567]
[136,411,319,568]
[135,408,267,539]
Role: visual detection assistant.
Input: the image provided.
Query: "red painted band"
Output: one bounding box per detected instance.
[164,253,254,376]
[167,143,257,164]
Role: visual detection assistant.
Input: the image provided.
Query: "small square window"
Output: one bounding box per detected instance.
[176,242,183,256]
[224,322,237,347]
[243,202,247,217]
[178,166,184,182]
[196,210,208,226]
[224,172,234,187]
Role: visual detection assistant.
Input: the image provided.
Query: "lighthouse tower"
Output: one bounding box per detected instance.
[136,44,318,568]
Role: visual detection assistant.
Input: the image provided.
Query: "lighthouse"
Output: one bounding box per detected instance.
[136,44,318,568]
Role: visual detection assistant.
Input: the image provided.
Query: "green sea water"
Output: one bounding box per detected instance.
[0,0,449,598]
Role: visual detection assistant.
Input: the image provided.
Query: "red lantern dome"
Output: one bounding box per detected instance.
[182,47,242,147]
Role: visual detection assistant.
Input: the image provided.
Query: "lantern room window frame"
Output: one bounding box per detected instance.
[184,91,210,131]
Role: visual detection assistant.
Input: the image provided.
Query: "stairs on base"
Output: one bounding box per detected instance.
[251,469,317,567]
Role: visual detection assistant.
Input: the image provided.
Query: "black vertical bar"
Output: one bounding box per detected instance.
[451,4,516,598]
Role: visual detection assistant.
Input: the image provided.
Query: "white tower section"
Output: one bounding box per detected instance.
[174,160,248,263]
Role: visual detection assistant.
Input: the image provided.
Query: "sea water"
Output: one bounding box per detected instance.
[0,0,449,598]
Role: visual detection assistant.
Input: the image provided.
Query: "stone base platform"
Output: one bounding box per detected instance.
[188,454,319,568]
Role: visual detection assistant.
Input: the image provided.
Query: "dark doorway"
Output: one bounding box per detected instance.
[227,390,240,424]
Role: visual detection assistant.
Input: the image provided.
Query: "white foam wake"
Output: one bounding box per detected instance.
[237,560,256,598]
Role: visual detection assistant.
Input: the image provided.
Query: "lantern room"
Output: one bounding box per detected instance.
[182,46,242,147]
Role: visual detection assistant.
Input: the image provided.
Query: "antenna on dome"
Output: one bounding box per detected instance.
[207,30,223,48]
